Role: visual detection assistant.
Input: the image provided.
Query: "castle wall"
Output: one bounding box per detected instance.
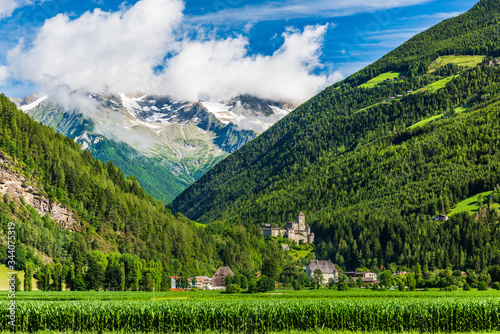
[261,213,314,243]
[262,229,272,237]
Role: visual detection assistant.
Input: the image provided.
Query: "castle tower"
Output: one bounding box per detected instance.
[298,211,305,231]
[307,232,315,244]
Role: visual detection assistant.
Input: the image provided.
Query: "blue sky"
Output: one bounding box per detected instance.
[0,0,478,100]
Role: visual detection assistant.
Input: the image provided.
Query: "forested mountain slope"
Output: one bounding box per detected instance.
[0,94,266,283]
[171,0,500,270]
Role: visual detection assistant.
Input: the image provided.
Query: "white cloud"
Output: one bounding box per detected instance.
[8,0,343,105]
[0,65,9,85]
[0,0,24,20]
[0,0,38,20]
[188,0,432,24]
[402,11,464,21]
[9,0,184,95]
[161,24,339,104]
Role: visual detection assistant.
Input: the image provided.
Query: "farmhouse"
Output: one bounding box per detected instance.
[212,267,234,290]
[194,276,213,290]
[344,271,380,284]
[261,211,315,244]
[306,260,338,283]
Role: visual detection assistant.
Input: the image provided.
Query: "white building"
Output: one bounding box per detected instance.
[306,260,338,284]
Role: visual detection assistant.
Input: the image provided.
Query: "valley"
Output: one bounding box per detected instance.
[3,0,500,333]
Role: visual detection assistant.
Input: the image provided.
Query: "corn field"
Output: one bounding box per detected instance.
[1,298,499,332]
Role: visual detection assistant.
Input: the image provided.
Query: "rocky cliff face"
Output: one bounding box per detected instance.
[10,93,294,203]
[0,154,81,232]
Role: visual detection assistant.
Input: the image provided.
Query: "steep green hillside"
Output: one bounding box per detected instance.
[346,0,500,85]
[0,94,267,288]
[171,0,500,270]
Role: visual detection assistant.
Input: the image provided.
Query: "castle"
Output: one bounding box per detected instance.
[261,211,315,244]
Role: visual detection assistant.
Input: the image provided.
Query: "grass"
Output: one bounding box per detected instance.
[359,71,404,88]
[0,264,36,291]
[408,104,471,130]
[449,191,493,216]
[288,244,314,261]
[415,75,459,93]
[428,55,485,73]
[409,114,444,129]
[3,288,499,300]
[455,104,471,113]
[290,249,312,261]
[354,102,384,114]
[3,290,500,332]
[0,329,500,334]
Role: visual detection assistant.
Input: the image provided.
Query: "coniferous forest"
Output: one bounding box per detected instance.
[171,0,500,273]
[4,0,500,293]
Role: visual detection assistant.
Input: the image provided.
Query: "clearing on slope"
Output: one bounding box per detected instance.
[449,191,493,216]
[428,55,485,73]
[359,71,405,88]
[409,104,471,129]
[415,75,459,93]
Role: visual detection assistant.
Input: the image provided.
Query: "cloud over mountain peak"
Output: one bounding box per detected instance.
[8,0,340,105]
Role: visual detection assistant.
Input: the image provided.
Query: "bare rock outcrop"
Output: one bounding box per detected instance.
[0,163,81,232]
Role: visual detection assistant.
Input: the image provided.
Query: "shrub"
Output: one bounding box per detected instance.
[225,284,242,294]
[337,281,350,291]
[491,282,500,290]
[258,276,275,293]
[463,283,471,291]
[478,281,488,291]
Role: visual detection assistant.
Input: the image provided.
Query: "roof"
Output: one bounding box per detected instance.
[299,211,305,216]
[307,260,337,275]
[213,266,234,277]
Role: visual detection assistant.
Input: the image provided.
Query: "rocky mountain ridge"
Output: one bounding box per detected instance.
[10,92,294,203]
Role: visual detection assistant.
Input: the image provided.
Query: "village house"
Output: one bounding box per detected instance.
[306,260,338,284]
[212,267,235,290]
[261,211,315,244]
[194,276,213,290]
[488,59,500,66]
[432,214,449,222]
[344,271,380,285]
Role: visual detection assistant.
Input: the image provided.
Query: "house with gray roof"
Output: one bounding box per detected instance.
[306,260,338,284]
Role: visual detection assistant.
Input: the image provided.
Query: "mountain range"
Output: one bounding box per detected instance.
[10,93,294,203]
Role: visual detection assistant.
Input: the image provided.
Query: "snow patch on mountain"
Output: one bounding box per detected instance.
[20,95,48,111]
